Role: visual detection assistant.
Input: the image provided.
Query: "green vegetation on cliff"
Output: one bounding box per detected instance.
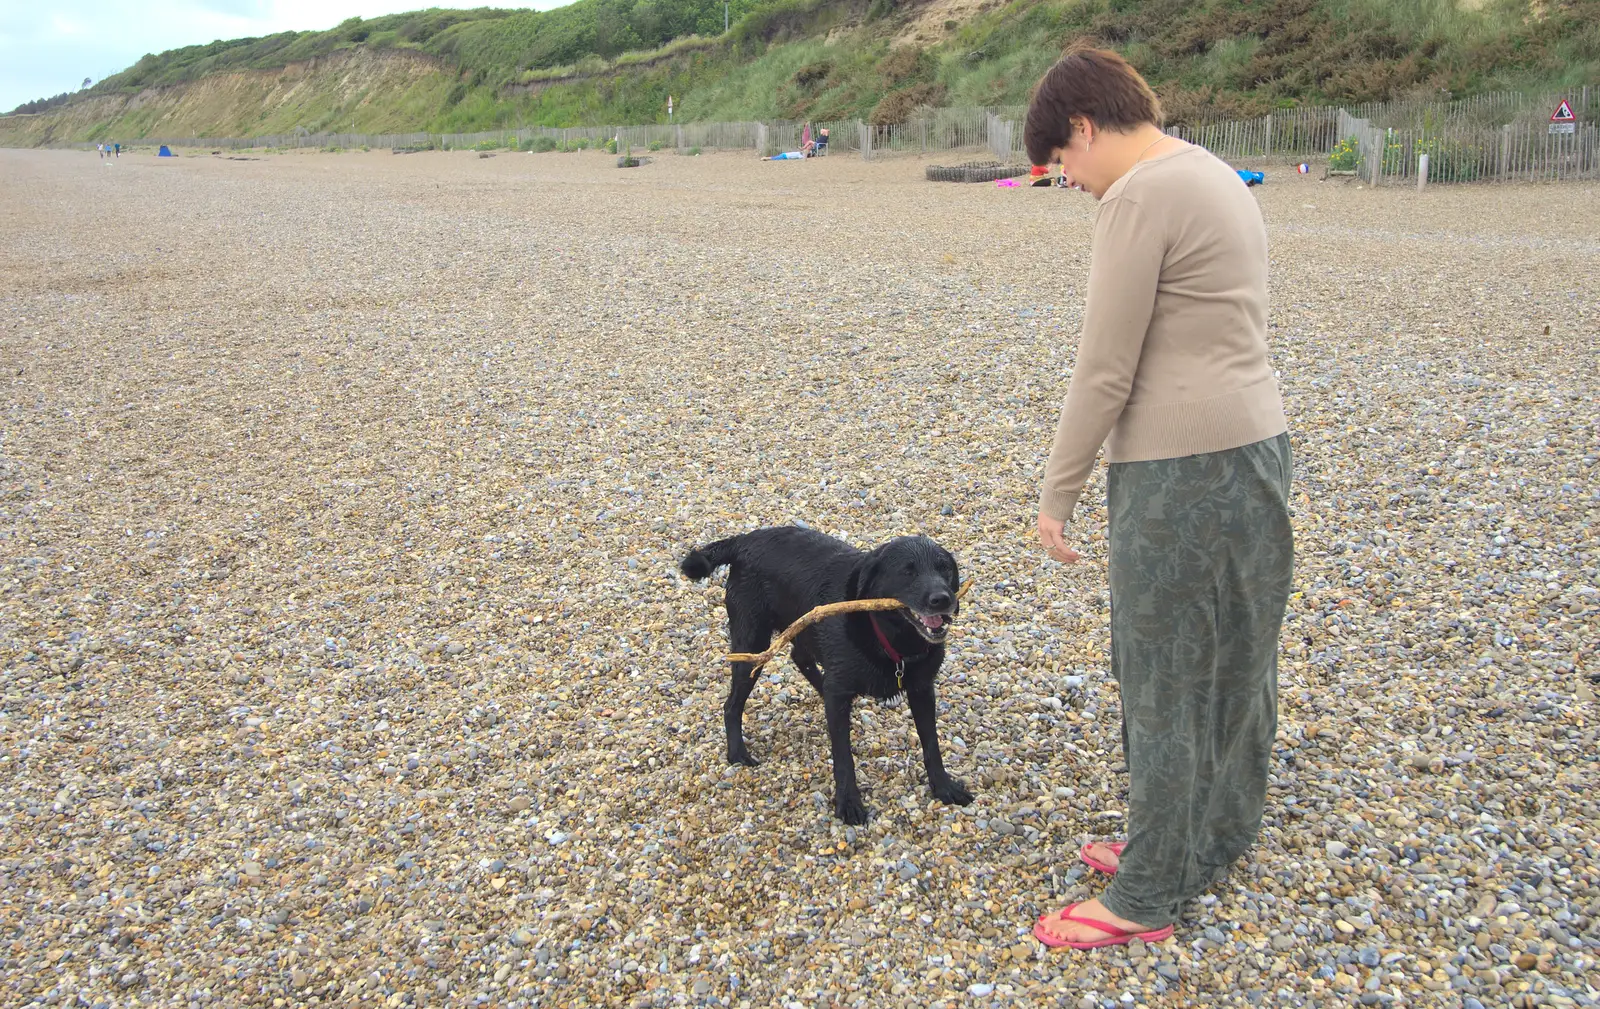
[6,0,1596,142]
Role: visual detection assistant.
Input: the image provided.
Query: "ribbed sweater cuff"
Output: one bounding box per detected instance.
[1038,486,1083,525]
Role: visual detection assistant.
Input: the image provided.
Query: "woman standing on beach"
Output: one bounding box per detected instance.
[1025,44,1295,950]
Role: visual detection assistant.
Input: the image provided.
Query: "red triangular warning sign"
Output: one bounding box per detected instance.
[1551,100,1575,122]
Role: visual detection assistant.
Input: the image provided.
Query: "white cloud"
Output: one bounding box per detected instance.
[0,1,573,113]
[49,16,89,38]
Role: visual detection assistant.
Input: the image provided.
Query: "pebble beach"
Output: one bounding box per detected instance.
[0,146,1596,1009]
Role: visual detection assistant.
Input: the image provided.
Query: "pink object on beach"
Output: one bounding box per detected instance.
[996,178,1020,187]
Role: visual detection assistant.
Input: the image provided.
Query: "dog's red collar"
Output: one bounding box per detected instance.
[869,613,925,692]
[868,613,905,665]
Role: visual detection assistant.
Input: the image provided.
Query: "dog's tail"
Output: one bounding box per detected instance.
[679,535,741,581]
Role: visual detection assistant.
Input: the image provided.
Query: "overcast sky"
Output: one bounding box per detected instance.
[0,1,570,114]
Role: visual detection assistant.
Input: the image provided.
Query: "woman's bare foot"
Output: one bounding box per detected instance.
[1035,895,1156,945]
[1083,841,1121,871]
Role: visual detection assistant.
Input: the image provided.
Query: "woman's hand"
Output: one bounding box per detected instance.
[1038,513,1081,564]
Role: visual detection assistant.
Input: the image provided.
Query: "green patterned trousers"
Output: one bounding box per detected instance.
[1098,432,1294,929]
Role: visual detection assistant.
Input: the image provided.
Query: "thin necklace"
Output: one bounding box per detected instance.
[1135,134,1171,163]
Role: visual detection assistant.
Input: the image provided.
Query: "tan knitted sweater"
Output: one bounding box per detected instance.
[1039,145,1288,523]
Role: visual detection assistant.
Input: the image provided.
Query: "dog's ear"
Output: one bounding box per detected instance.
[845,548,882,601]
[947,551,962,617]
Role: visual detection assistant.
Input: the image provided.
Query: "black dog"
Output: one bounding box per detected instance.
[680,526,974,824]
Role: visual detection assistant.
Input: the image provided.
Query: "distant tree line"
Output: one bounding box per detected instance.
[8,92,76,116]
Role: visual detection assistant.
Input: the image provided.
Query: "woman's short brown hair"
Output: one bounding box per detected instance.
[1024,42,1163,166]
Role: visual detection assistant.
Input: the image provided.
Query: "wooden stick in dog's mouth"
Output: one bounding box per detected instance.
[726,579,974,675]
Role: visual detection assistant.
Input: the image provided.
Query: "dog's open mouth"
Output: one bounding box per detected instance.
[900,608,953,643]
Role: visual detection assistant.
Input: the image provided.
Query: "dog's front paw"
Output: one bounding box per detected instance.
[835,792,870,825]
[931,776,974,806]
[728,748,760,768]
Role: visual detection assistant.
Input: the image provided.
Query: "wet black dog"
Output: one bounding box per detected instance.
[680,526,974,824]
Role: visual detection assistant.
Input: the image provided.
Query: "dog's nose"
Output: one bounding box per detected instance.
[927,590,953,612]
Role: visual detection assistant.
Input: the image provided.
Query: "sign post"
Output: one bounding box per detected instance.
[1549,99,1576,135]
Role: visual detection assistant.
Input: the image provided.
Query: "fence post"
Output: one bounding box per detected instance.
[1499,124,1511,182]
[859,120,871,161]
[1417,153,1428,192]
[1264,114,1272,157]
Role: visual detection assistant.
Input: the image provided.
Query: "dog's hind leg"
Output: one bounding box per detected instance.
[723,604,772,767]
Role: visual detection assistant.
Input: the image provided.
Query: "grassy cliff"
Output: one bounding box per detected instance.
[3,0,1596,144]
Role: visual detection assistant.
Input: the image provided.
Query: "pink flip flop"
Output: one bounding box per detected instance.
[1033,902,1175,950]
[1079,840,1125,875]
